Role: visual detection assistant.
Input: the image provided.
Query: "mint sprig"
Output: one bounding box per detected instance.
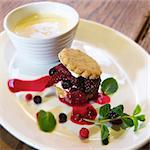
[37,110,56,132]
[84,104,145,145]
[101,77,118,95]
[101,124,109,145]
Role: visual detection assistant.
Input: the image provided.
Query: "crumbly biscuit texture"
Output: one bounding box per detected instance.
[58,48,102,79]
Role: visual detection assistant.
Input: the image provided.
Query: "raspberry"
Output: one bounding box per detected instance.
[79,128,89,139]
[55,64,71,76]
[25,93,32,101]
[71,104,97,125]
[96,93,110,104]
[66,89,87,106]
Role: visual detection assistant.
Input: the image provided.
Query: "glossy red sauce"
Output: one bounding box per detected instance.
[8,76,52,93]
[8,65,110,125]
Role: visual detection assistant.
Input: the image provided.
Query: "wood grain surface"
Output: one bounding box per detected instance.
[0,0,150,150]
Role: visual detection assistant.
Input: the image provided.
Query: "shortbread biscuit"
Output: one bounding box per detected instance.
[58,48,102,79]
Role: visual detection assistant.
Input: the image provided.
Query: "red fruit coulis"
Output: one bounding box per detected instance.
[71,104,97,125]
[95,93,110,104]
[8,76,52,93]
[8,64,110,125]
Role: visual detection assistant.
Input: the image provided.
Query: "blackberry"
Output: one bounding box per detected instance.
[84,78,100,93]
[49,68,57,76]
[59,113,67,123]
[111,119,123,125]
[76,76,85,91]
[108,111,118,119]
[61,80,72,89]
[33,95,42,104]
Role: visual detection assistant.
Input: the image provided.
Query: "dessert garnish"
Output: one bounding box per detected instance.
[36,104,145,145]
[37,110,56,132]
[7,48,146,145]
[79,128,89,139]
[84,104,145,145]
[25,93,32,101]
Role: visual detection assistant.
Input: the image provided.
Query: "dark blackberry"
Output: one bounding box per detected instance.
[108,111,118,119]
[49,68,57,76]
[76,76,85,91]
[59,113,67,123]
[111,119,123,125]
[33,96,42,104]
[61,80,72,89]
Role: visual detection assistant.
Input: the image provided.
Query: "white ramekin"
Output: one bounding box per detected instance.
[3,2,79,75]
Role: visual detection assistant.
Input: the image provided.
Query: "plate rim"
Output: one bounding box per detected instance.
[0,19,149,150]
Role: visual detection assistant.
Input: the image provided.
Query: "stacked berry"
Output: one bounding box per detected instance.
[49,63,101,106]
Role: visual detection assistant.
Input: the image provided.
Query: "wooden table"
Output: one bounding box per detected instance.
[0,0,149,149]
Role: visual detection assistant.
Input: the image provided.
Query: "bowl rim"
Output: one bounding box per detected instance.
[3,1,79,41]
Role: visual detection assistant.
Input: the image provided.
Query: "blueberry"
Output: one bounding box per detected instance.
[102,138,109,145]
[33,96,42,104]
[61,80,72,89]
[59,113,67,123]
[49,68,57,76]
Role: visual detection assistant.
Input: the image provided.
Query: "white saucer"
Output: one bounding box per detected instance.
[0,19,149,150]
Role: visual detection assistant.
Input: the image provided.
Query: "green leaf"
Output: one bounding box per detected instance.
[132,116,138,131]
[111,105,124,116]
[99,104,111,118]
[101,124,109,140]
[136,115,145,122]
[101,77,118,95]
[133,104,141,115]
[122,118,134,127]
[37,110,56,132]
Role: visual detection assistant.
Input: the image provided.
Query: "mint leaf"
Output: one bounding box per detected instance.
[132,116,138,131]
[122,118,134,127]
[37,110,56,132]
[133,104,141,115]
[111,105,124,116]
[136,115,145,122]
[99,104,111,118]
[101,124,109,141]
[101,77,118,95]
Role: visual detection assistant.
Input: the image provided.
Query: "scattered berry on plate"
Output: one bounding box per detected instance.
[79,128,89,139]
[59,113,67,123]
[25,93,32,101]
[33,95,42,104]
[102,138,109,145]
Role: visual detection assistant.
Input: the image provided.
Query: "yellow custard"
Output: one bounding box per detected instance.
[13,13,69,38]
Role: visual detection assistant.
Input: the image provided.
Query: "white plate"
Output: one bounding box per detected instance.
[0,19,149,150]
